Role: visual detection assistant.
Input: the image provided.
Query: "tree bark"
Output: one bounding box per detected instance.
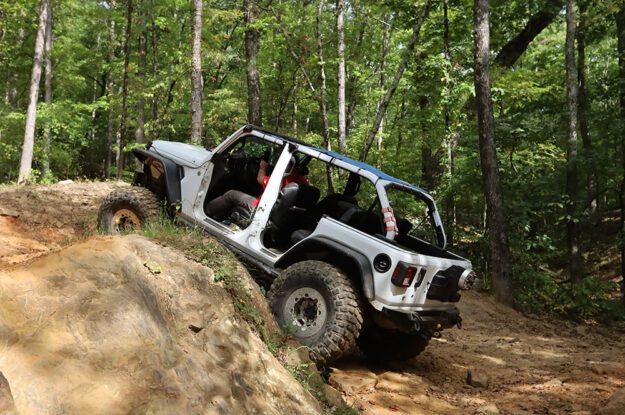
[115,0,133,179]
[150,0,159,122]
[615,5,625,303]
[359,0,431,162]
[565,0,583,282]
[316,0,334,192]
[105,18,116,179]
[375,16,392,153]
[577,0,597,216]
[135,1,147,145]
[336,0,346,153]
[473,0,514,305]
[244,0,262,126]
[190,0,203,144]
[494,0,565,68]
[17,0,50,184]
[42,5,53,178]
[443,0,457,245]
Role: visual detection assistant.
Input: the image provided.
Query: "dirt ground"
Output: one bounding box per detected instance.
[1,181,624,415]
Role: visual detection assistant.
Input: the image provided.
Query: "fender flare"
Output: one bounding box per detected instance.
[133,148,182,204]
[274,236,375,300]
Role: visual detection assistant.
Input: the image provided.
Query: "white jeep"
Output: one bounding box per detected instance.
[98,125,476,365]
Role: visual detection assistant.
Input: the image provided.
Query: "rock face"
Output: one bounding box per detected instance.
[0,235,322,415]
[598,387,625,415]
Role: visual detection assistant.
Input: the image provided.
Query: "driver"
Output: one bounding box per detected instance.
[205,156,309,221]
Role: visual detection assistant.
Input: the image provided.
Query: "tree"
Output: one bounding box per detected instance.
[359,0,432,162]
[244,0,262,126]
[577,0,597,216]
[473,0,513,305]
[17,0,50,184]
[41,4,53,178]
[336,0,346,153]
[616,3,625,303]
[190,0,203,144]
[565,0,583,282]
[115,0,133,179]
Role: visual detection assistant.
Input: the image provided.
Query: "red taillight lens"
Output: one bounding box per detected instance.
[391,262,418,287]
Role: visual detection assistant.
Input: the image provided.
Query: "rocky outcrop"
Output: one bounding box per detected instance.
[598,387,625,415]
[0,235,322,415]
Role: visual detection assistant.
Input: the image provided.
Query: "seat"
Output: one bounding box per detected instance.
[267,183,320,243]
[339,206,383,235]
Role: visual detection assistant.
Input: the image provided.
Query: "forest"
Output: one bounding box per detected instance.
[1,0,624,321]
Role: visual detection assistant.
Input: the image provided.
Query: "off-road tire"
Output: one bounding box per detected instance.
[357,327,431,362]
[98,187,162,234]
[268,261,363,366]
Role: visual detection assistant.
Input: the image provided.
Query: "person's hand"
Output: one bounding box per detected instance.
[260,159,269,170]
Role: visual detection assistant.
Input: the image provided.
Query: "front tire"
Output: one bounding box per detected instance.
[357,327,431,362]
[268,261,363,365]
[98,187,162,234]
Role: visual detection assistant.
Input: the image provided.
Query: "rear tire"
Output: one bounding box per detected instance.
[268,260,363,366]
[357,327,431,362]
[98,187,162,234]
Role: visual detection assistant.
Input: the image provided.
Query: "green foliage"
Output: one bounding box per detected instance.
[1,0,624,320]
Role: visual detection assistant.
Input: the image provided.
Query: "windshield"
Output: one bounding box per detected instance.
[385,184,445,248]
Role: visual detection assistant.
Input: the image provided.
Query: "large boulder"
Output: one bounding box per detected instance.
[0,235,322,415]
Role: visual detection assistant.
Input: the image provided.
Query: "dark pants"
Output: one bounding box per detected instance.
[205,189,256,221]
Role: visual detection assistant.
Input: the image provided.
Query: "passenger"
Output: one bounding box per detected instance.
[205,157,308,221]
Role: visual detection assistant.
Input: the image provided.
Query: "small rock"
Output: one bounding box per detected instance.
[542,378,563,388]
[0,371,16,414]
[476,403,499,415]
[467,369,490,388]
[597,387,625,415]
[0,208,19,218]
[322,384,345,408]
[57,179,74,185]
[570,411,591,415]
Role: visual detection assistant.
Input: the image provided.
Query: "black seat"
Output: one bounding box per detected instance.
[290,229,313,245]
[339,206,383,235]
[267,183,320,242]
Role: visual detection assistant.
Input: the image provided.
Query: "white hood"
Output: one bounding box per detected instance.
[149,140,212,168]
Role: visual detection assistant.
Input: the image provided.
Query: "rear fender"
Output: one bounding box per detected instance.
[274,236,375,300]
[133,148,182,204]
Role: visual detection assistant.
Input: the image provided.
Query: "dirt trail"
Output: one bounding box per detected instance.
[1,181,624,414]
[330,291,625,414]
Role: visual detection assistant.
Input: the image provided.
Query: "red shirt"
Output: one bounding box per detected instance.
[252,175,309,208]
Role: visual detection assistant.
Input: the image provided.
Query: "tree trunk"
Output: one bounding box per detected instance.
[42,5,53,178]
[565,0,583,282]
[473,0,514,305]
[150,0,159,122]
[17,0,50,184]
[135,2,147,145]
[615,5,625,303]
[244,0,262,126]
[115,0,133,179]
[494,0,564,68]
[359,0,431,162]
[375,16,391,154]
[336,0,346,153]
[105,18,116,179]
[577,0,597,217]
[316,0,334,192]
[190,0,203,144]
[443,0,457,245]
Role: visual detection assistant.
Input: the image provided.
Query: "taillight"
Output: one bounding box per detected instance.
[391,262,423,287]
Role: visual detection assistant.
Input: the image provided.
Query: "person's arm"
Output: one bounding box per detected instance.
[257,160,268,185]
